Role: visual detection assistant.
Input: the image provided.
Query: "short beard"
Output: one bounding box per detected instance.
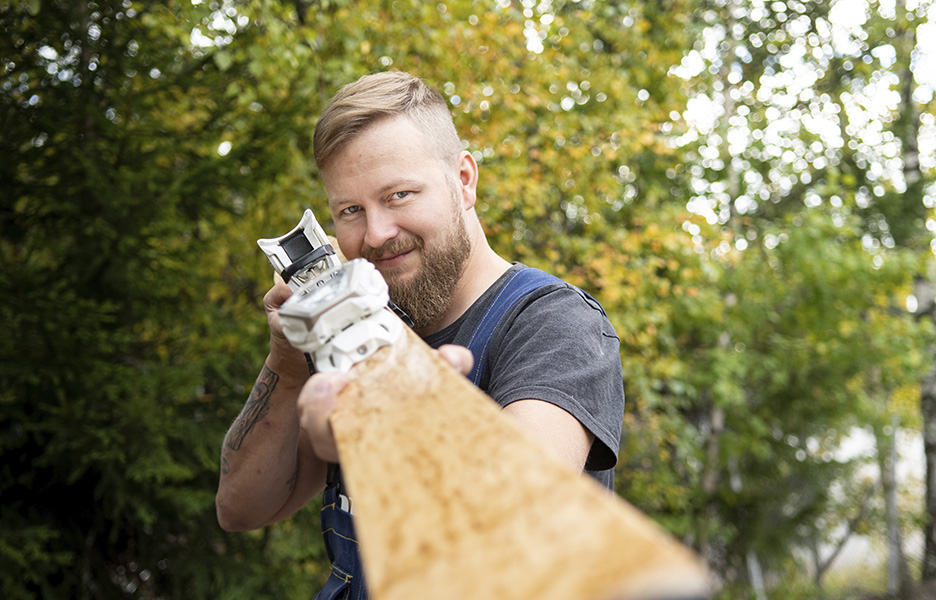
[364,200,470,332]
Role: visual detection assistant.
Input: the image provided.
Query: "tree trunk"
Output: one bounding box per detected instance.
[889,0,932,582]
[699,400,725,564]
[813,484,875,587]
[746,549,767,600]
[918,275,936,582]
[922,363,936,579]
[880,413,914,596]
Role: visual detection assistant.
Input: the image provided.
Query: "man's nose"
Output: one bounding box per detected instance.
[363,208,399,250]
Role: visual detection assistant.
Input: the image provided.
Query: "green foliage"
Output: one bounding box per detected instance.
[0,1,322,597]
[642,0,935,593]
[2,0,933,598]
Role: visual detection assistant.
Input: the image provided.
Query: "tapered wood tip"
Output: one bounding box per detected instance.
[596,555,713,600]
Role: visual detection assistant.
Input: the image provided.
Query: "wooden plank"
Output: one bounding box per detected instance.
[331,325,710,600]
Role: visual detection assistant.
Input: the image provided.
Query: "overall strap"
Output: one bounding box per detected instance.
[465,266,563,386]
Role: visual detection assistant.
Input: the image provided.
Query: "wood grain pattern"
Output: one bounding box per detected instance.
[331,325,710,600]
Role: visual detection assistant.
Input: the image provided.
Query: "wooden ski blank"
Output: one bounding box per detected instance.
[331,326,711,600]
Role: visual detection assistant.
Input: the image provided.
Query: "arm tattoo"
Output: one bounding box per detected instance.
[226,365,280,451]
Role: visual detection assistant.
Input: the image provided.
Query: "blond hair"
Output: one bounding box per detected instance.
[313,71,461,171]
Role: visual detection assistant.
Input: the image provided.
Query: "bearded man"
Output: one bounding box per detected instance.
[215,71,625,600]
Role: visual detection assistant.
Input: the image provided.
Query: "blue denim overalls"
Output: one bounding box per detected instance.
[314,464,365,600]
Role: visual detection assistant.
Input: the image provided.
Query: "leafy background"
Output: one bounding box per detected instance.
[2,0,935,598]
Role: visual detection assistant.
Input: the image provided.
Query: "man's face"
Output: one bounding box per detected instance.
[322,116,471,330]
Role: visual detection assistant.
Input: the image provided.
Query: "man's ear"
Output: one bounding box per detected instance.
[455,150,479,210]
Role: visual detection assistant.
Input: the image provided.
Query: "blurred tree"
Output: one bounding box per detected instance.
[648,0,935,595]
[0,1,331,597]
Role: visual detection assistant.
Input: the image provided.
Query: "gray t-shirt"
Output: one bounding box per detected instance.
[423,263,625,488]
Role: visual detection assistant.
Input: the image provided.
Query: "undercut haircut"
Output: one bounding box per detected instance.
[313,71,462,171]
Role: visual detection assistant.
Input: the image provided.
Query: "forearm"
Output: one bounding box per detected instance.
[216,354,327,531]
[503,399,595,473]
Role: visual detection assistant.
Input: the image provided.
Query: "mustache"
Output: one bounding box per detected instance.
[361,235,423,262]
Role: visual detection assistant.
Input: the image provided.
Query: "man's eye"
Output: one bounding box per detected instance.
[342,205,362,216]
[391,191,410,200]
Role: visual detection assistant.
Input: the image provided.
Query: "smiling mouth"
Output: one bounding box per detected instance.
[362,236,422,269]
[372,249,413,267]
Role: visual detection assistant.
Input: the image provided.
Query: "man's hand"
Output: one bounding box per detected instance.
[263,273,293,340]
[297,345,474,462]
[263,274,310,381]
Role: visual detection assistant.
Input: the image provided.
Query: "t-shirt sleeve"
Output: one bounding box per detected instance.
[483,284,625,472]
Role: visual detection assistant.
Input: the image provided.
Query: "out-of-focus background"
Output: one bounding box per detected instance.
[2,1,935,598]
